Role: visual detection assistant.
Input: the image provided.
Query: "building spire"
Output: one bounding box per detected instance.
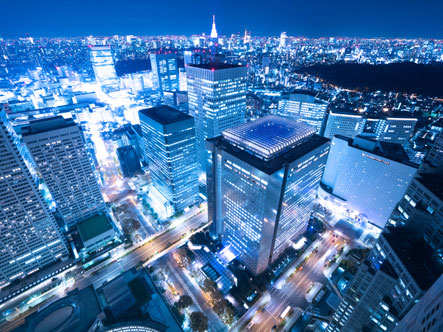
[210,14,218,39]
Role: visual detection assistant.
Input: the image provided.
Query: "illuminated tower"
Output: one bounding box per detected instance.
[186,63,247,172]
[207,116,330,274]
[0,111,69,288]
[210,15,218,39]
[22,116,107,229]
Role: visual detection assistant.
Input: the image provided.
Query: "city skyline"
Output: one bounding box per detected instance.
[1,0,443,39]
[0,3,442,332]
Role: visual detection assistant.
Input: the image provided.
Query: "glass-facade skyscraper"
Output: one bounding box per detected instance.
[207,115,330,275]
[89,45,118,86]
[22,116,107,229]
[139,106,198,219]
[0,111,69,288]
[187,63,247,172]
[150,53,179,94]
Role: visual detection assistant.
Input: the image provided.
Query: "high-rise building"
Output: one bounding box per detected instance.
[420,129,443,174]
[22,116,107,229]
[149,53,179,94]
[0,111,69,288]
[320,136,417,228]
[279,32,287,49]
[187,63,247,171]
[323,109,366,139]
[207,116,330,274]
[327,227,442,332]
[388,172,442,250]
[375,114,418,144]
[89,45,118,86]
[117,145,142,178]
[139,106,198,219]
[276,91,328,134]
[392,274,443,332]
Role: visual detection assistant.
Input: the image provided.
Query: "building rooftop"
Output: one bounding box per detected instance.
[329,108,364,117]
[384,227,443,290]
[222,115,317,160]
[77,214,113,242]
[15,286,101,332]
[21,116,77,136]
[139,106,192,125]
[187,63,244,70]
[336,135,417,166]
[210,131,329,175]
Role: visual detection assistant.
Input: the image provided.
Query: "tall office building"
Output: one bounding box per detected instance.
[89,45,118,86]
[420,129,443,174]
[388,172,442,250]
[22,116,107,229]
[0,111,69,288]
[320,136,417,228]
[207,116,330,274]
[276,91,328,134]
[323,109,366,139]
[139,106,198,219]
[149,53,179,94]
[392,274,443,332]
[375,114,417,144]
[327,227,442,332]
[187,63,247,171]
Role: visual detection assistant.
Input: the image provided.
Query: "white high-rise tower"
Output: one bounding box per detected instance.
[210,15,218,39]
[0,111,69,288]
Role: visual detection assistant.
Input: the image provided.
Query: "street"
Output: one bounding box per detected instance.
[232,232,348,332]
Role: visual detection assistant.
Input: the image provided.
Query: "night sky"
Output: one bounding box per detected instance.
[1,0,442,38]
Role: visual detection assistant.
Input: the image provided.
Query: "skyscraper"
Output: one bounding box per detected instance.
[328,227,442,332]
[139,106,198,219]
[320,135,417,228]
[22,116,107,229]
[392,274,443,332]
[89,45,118,86]
[0,111,69,288]
[207,116,330,275]
[187,63,247,171]
[276,91,328,134]
[149,53,179,94]
[323,109,366,139]
[388,172,442,250]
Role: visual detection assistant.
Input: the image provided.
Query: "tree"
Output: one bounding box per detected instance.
[176,295,193,310]
[190,311,208,332]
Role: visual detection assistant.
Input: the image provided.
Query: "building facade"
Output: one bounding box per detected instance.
[22,116,107,229]
[139,106,198,219]
[149,53,179,94]
[276,91,328,134]
[0,111,69,288]
[207,116,330,274]
[323,109,366,139]
[375,115,417,145]
[187,63,247,171]
[388,173,442,251]
[89,45,118,86]
[328,227,442,332]
[321,135,417,228]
